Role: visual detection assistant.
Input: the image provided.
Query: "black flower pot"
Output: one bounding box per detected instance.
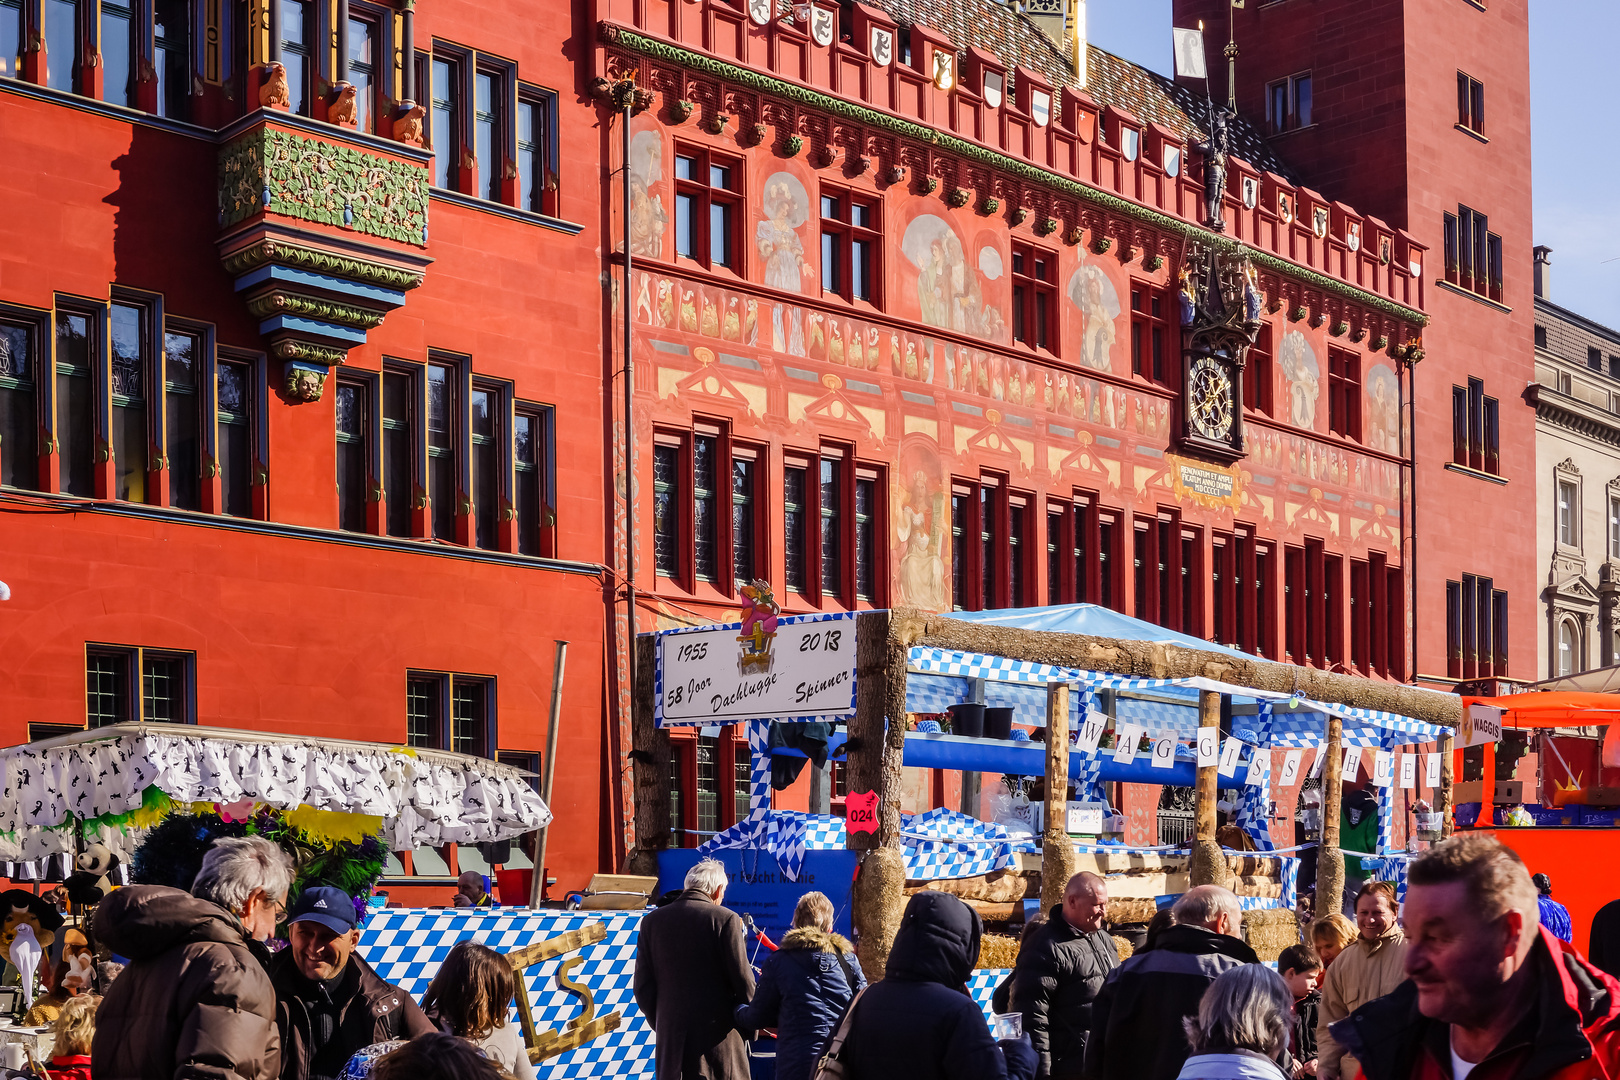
[948,703,985,739]
[984,707,1015,740]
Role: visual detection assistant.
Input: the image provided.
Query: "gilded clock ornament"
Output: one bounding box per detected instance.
[1188,357,1235,440]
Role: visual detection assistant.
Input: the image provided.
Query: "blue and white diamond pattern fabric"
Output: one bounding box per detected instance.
[900,807,1021,881]
[1235,750,1274,851]
[1375,780,1396,857]
[358,908,653,1079]
[1364,854,1411,903]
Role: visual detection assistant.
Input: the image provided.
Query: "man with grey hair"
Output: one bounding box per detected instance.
[1084,885,1259,1080]
[635,858,755,1079]
[1011,871,1118,1079]
[1331,833,1620,1080]
[92,835,290,1080]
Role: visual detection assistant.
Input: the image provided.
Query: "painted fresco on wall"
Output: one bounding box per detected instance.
[1278,330,1321,430]
[757,172,813,292]
[628,129,667,257]
[1366,363,1400,454]
[900,214,1008,342]
[895,437,952,610]
[1069,263,1121,372]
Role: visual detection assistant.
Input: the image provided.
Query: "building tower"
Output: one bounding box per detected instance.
[1173,0,1535,689]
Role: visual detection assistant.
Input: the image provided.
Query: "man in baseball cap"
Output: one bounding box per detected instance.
[269,886,433,1080]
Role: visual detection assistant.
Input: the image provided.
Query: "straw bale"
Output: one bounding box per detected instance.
[976,933,1021,970]
[891,608,1461,727]
[1244,908,1303,963]
[1112,935,1135,961]
[1226,855,1281,879]
[1106,898,1160,925]
[853,846,907,979]
[906,871,1030,904]
[1234,879,1284,900]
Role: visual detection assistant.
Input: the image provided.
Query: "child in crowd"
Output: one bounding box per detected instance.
[47,993,98,1080]
[1309,913,1357,969]
[1277,944,1324,1079]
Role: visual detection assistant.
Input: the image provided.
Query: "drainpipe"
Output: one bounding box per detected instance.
[623,97,636,698]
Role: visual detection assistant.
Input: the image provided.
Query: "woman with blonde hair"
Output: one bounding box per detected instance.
[1308,913,1357,969]
[734,891,865,1080]
[47,994,99,1080]
[419,941,537,1080]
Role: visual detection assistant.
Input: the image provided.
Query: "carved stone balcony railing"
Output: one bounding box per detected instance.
[216,111,433,400]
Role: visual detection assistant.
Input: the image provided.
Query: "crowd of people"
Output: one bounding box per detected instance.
[634,835,1620,1080]
[26,835,533,1080]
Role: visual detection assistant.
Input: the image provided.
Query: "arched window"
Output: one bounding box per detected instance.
[1558,619,1579,676]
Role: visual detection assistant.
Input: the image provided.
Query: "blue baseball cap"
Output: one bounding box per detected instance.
[287,886,358,934]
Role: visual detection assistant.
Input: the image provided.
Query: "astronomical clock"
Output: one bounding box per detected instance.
[1176,242,1264,464]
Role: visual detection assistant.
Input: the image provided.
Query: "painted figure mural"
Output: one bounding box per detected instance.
[1366,363,1401,453]
[901,214,1006,341]
[627,129,667,258]
[1278,330,1321,429]
[756,172,812,293]
[895,441,950,611]
[1069,263,1121,371]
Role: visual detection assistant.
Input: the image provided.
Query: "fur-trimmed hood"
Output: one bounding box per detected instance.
[780,926,853,954]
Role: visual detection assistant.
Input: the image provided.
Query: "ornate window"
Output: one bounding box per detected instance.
[0,0,22,79]
[163,321,207,513]
[216,353,258,518]
[1451,377,1500,475]
[276,0,314,115]
[43,0,80,93]
[0,305,45,492]
[1555,462,1582,551]
[335,379,369,533]
[674,144,743,271]
[1011,242,1058,353]
[820,186,881,305]
[1557,619,1581,677]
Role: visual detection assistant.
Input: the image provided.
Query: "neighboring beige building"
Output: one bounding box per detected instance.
[1529,248,1620,677]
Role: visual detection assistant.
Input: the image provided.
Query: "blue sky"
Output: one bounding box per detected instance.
[1086,0,1620,330]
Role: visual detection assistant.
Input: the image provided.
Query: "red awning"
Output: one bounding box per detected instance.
[1461,691,1620,728]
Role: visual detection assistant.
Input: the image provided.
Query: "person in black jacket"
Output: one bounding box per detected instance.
[1084,885,1259,1080]
[834,890,1037,1080]
[1588,897,1620,978]
[734,891,865,1080]
[1276,944,1322,1077]
[1009,871,1119,1079]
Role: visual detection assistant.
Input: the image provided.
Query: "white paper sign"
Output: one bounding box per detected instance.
[1075,711,1108,754]
[1279,749,1304,786]
[1113,724,1140,764]
[656,612,857,725]
[1218,737,1244,778]
[1245,750,1269,787]
[1462,704,1504,748]
[1309,747,1327,780]
[1399,753,1417,789]
[1342,745,1364,781]
[1425,752,1443,789]
[1372,749,1394,788]
[1196,726,1220,768]
[1151,736,1177,769]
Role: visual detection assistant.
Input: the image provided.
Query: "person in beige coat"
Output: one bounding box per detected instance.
[1315,881,1407,1080]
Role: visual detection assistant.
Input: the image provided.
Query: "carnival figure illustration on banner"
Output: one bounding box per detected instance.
[1069,263,1120,371]
[1278,330,1321,429]
[737,579,780,669]
[1366,363,1401,452]
[895,441,950,611]
[627,129,666,258]
[756,173,812,293]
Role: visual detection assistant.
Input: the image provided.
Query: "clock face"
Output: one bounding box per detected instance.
[1189,356,1235,441]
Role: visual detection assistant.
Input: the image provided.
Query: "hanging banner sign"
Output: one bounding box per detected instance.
[1460,704,1503,748]
[1342,745,1364,781]
[1399,753,1417,789]
[1151,735,1177,769]
[1218,737,1244,778]
[1309,747,1327,780]
[655,611,857,726]
[1245,749,1269,787]
[1113,724,1141,764]
[1425,752,1443,788]
[1196,726,1220,768]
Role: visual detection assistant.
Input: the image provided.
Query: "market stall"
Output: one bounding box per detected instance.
[634,603,1458,975]
[1452,692,1620,952]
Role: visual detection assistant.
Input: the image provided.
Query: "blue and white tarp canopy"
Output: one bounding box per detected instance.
[906,604,1455,752]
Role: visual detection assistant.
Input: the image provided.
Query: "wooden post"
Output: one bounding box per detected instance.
[848,610,905,979]
[624,636,669,877]
[1188,690,1228,888]
[1316,712,1345,917]
[1438,734,1455,839]
[1040,682,1078,915]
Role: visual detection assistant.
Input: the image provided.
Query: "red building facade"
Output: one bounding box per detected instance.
[591,0,1429,845]
[0,0,620,894]
[1173,0,1536,689]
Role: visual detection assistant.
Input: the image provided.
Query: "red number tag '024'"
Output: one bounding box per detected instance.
[845,790,880,834]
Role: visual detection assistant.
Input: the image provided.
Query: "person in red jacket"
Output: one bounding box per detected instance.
[1330,834,1620,1080]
